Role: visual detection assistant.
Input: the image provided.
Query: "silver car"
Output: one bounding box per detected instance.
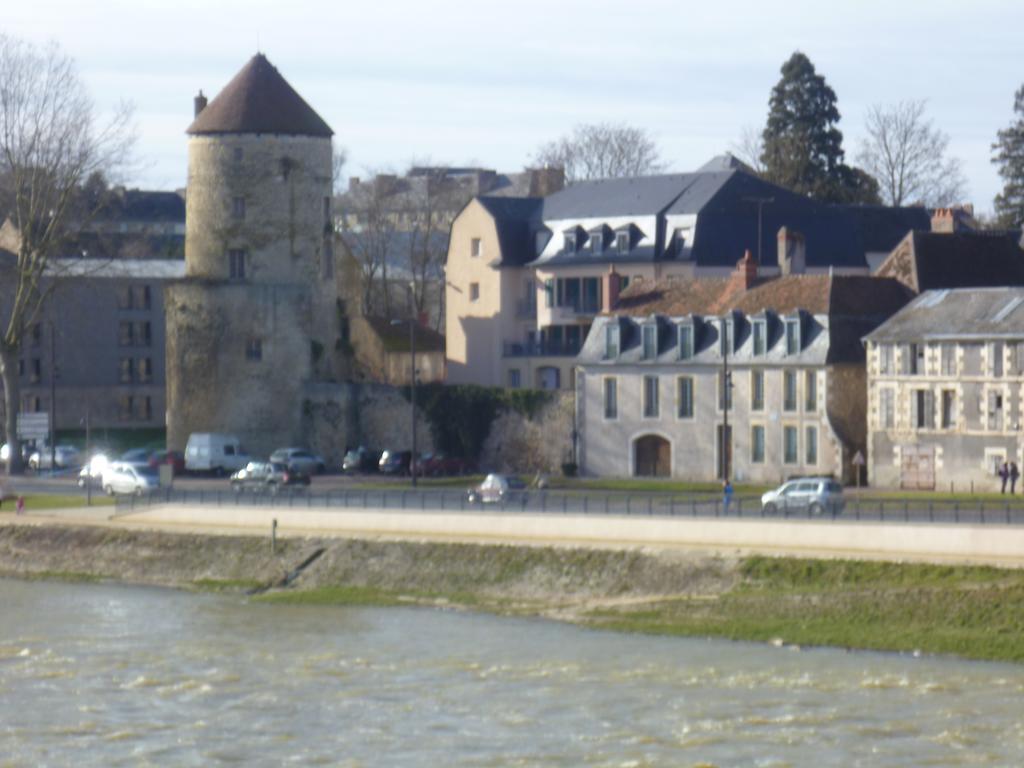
[761,477,844,515]
[269,447,326,475]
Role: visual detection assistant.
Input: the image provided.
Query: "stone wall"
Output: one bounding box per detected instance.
[480,390,574,474]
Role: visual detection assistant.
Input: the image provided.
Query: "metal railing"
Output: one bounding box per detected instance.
[502,340,583,358]
[113,487,1024,525]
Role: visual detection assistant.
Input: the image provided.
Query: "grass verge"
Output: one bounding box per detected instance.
[582,556,1024,663]
[0,494,114,511]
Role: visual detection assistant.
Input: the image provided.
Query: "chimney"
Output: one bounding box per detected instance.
[734,249,758,290]
[193,90,207,118]
[931,207,955,233]
[602,265,622,313]
[528,166,566,197]
[777,227,806,275]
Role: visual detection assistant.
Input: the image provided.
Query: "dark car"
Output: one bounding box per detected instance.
[378,449,412,475]
[343,446,380,474]
[149,450,185,476]
[119,448,152,465]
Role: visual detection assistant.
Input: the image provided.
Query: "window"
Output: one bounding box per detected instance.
[616,231,629,252]
[132,285,151,310]
[879,344,894,375]
[508,369,521,389]
[228,249,246,279]
[591,232,603,254]
[752,320,766,355]
[136,321,152,347]
[119,395,134,422]
[140,396,153,421]
[720,318,733,356]
[642,375,659,418]
[678,324,694,360]
[1011,342,1024,375]
[941,389,956,429]
[992,342,1005,377]
[912,389,935,429]
[118,321,134,346]
[987,389,1004,431]
[940,343,956,376]
[604,324,620,359]
[119,357,133,384]
[783,426,798,464]
[677,376,694,419]
[117,285,133,310]
[30,358,41,384]
[642,324,657,360]
[544,279,554,308]
[804,370,817,412]
[604,377,618,419]
[785,319,800,355]
[718,371,732,411]
[469,283,480,302]
[31,323,41,347]
[471,238,482,258]
[564,232,576,252]
[232,196,246,220]
[751,370,764,411]
[138,357,153,383]
[901,343,923,375]
[783,370,797,411]
[751,425,765,463]
[805,426,818,465]
[879,387,895,428]
[246,338,263,362]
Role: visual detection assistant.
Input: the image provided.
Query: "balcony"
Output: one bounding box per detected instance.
[503,340,583,358]
[537,298,601,326]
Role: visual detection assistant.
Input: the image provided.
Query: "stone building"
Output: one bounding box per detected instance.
[575,255,911,482]
[165,54,344,457]
[865,288,1024,491]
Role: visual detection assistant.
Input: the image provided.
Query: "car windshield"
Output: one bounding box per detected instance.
[137,466,159,478]
[270,463,287,471]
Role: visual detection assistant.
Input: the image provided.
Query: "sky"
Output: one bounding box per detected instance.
[7,0,1022,214]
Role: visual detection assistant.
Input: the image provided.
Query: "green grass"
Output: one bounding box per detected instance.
[191,578,265,592]
[254,585,408,607]
[0,494,113,512]
[582,556,1024,663]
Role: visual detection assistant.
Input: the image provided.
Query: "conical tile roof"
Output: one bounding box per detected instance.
[187,54,333,137]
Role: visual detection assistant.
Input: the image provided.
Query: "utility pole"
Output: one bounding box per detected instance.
[743,196,774,267]
[409,282,417,489]
[48,321,56,473]
[722,321,732,482]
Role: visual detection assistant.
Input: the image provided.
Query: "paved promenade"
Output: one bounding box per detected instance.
[7,501,1024,568]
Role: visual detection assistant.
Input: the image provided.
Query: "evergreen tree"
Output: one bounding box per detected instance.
[992,85,1024,228]
[761,52,877,204]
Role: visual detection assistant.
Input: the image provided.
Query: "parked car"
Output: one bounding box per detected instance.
[101,462,160,496]
[269,447,326,475]
[78,453,111,488]
[119,448,152,465]
[184,433,249,475]
[149,450,185,476]
[467,473,528,504]
[29,445,82,470]
[230,461,310,492]
[342,446,380,474]
[0,443,34,466]
[761,477,844,516]
[379,449,412,475]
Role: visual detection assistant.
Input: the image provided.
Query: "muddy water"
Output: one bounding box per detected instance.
[1,579,1022,766]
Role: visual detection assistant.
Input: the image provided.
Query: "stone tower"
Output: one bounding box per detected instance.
[165,54,341,456]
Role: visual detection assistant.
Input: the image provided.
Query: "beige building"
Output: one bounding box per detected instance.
[575,256,911,482]
[446,156,928,391]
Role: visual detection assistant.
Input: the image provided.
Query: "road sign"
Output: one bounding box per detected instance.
[16,412,49,440]
[852,450,866,466]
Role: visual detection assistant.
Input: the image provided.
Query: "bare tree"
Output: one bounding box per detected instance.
[336,171,399,318]
[532,123,663,183]
[729,125,766,174]
[0,35,133,474]
[857,100,967,207]
[331,146,348,196]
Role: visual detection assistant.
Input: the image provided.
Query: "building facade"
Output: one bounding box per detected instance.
[865,288,1024,491]
[576,258,911,482]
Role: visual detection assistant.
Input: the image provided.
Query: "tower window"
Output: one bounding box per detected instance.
[232,197,246,220]
[229,249,246,280]
[246,338,263,362]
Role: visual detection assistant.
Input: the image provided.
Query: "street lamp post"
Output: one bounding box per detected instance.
[409,296,417,489]
[722,321,733,482]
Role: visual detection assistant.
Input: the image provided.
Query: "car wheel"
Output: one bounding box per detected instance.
[763,502,777,516]
[809,502,824,516]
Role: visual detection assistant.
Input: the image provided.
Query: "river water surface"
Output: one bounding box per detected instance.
[1,578,1023,766]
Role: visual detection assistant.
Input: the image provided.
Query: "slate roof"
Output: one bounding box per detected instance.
[875,231,1024,293]
[187,54,333,137]
[475,196,542,267]
[865,287,1024,342]
[842,205,931,254]
[96,190,185,223]
[541,174,716,219]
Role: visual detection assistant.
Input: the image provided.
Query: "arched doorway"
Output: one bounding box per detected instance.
[634,434,671,477]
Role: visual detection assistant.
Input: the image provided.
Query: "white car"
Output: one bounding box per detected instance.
[102,462,160,496]
[29,445,82,470]
[467,474,528,504]
[761,477,844,515]
[269,447,326,475]
[78,454,111,488]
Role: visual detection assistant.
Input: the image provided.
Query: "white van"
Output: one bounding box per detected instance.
[184,433,249,475]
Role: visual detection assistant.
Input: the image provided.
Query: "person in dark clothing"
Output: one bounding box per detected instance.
[1011,462,1020,494]
[1000,462,1010,494]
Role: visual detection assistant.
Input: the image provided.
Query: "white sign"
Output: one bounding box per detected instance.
[852,450,866,466]
[17,412,49,439]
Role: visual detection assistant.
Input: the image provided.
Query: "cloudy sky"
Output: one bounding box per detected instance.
[7,0,1022,213]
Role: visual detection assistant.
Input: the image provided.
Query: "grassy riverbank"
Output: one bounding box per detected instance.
[1,524,1021,663]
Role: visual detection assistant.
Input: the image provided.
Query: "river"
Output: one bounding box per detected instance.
[1,579,1022,766]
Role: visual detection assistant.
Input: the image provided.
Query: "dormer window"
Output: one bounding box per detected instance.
[591,233,603,254]
[785,317,801,355]
[616,231,630,252]
[565,231,577,252]
[678,323,694,360]
[604,323,620,359]
[752,319,767,356]
[675,229,687,257]
[642,324,658,360]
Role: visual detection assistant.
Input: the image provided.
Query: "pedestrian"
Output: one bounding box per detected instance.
[1000,462,1009,494]
[1012,462,1020,494]
[15,496,24,516]
[722,479,733,514]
